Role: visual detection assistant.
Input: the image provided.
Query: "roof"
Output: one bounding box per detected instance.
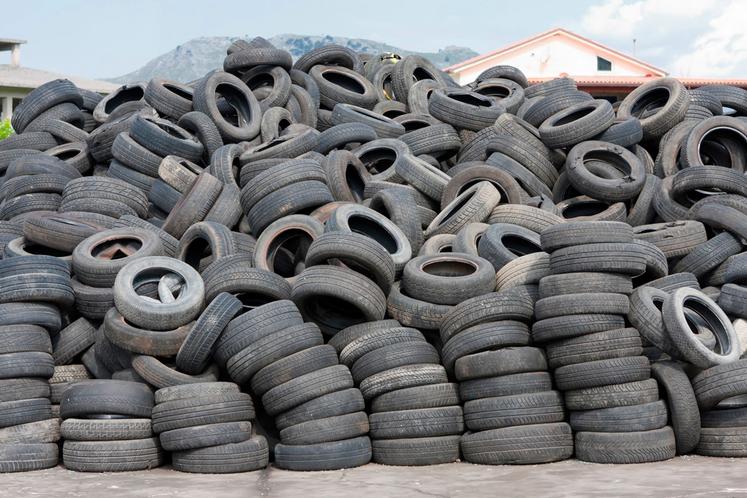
[0,64,119,94]
[0,38,26,51]
[445,28,666,76]
[527,75,747,89]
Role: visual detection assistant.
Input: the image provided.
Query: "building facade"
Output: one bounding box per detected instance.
[0,38,118,121]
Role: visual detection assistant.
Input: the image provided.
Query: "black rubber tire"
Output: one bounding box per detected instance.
[569,400,668,433]
[692,360,747,410]
[538,272,632,298]
[274,387,365,431]
[458,372,553,403]
[0,351,54,379]
[549,242,648,276]
[575,427,676,464]
[441,321,530,373]
[372,435,460,466]
[261,365,354,416]
[439,287,536,343]
[534,293,629,320]
[159,421,252,452]
[62,437,163,472]
[461,422,573,465]
[193,71,261,142]
[59,380,154,419]
[52,318,95,365]
[171,437,269,473]
[565,379,660,411]
[60,418,152,441]
[454,347,546,382]
[359,364,448,401]
[545,328,642,369]
[370,383,460,413]
[651,361,701,454]
[274,436,371,471]
[279,411,369,445]
[553,356,651,391]
[0,443,58,472]
[463,391,565,431]
[151,392,254,433]
[696,427,747,457]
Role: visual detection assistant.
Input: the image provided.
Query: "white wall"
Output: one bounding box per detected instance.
[454,35,650,85]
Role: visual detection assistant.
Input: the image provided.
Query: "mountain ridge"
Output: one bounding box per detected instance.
[107,34,477,83]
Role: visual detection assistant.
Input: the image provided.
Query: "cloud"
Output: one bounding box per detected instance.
[580,0,747,77]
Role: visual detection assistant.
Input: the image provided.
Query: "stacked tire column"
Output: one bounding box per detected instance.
[536,221,676,463]
[218,299,372,471]
[152,382,268,473]
[0,255,76,472]
[60,380,164,472]
[331,319,463,466]
[439,287,573,464]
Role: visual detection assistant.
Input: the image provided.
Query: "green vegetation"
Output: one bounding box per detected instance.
[0,119,13,140]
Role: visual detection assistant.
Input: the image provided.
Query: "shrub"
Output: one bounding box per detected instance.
[0,119,13,140]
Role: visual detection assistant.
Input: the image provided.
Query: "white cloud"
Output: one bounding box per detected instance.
[580,0,747,77]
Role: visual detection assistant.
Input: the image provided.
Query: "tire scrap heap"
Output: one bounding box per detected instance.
[0,36,745,472]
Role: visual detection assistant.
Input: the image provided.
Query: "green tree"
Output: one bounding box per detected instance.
[0,119,13,140]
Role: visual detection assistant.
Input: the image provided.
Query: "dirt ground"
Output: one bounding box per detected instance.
[5,456,747,497]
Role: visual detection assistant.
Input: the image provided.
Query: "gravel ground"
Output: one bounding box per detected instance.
[4,456,747,497]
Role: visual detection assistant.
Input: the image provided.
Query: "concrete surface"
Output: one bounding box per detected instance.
[5,457,747,497]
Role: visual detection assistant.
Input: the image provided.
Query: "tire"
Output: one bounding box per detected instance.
[570,400,668,433]
[60,418,152,441]
[0,398,52,428]
[351,341,440,384]
[0,352,54,379]
[52,318,95,365]
[339,326,426,367]
[59,380,153,419]
[291,265,386,335]
[310,65,377,110]
[175,292,242,375]
[565,141,645,201]
[394,154,450,202]
[359,364,448,401]
[0,418,60,444]
[131,355,219,389]
[274,388,364,431]
[539,100,615,148]
[261,365,354,416]
[305,231,395,293]
[113,256,204,331]
[633,221,708,259]
[372,435,460,466]
[461,422,573,465]
[534,293,629,320]
[454,347,546,382]
[162,172,223,239]
[618,77,688,139]
[538,272,632,298]
[487,204,564,233]
[428,89,504,131]
[464,391,565,431]
[72,228,164,287]
[439,287,536,342]
[0,443,58,472]
[61,177,148,218]
[565,379,660,411]
[386,283,454,330]
[175,221,237,271]
[151,392,254,433]
[672,232,742,278]
[193,71,261,142]
[368,188,424,254]
[575,427,676,464]
[545,328,642,369]
[226,322,324,384]
[11,79,83,133]
[663,287,740,367]
[477,223,542,271]
[554,356,651,391]
[280,411,369,445]
[692,360,747,410]
[370,383,460,413]
[441,321,530,372]
[424,182,500,238]
[549,242,648,276]
[402,253,494,306]
[696,427,747,457]
[250,345,338,397]
[247,180,333,236]
[458,372,553,403]
[369,406,463,439]
[172,437,268,473]
[178,111,224,163]
[651,361,700,454]
[159,420,251,451]
[63,437,163,472]
[103,308,191,357]
[274,436,371,471]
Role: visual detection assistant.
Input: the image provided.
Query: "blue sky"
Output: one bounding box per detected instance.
[2,0,745,79]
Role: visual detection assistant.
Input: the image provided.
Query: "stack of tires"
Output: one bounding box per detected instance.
[439,287,573,464]
[217,299,372,471]
[103,256,221,387]
[60,380,163,472]
[332,319,463,466]
[0,255,75,471]
[536,221,677,463]
[49,317,95,419]
[152,382,268,473]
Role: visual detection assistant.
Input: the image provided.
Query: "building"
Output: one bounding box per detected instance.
[0,39,118,121]
[446,28,747,100]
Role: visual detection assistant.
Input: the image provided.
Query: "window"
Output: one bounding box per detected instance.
[597,56,612,71]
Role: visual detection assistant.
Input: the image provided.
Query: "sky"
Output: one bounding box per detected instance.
[2,0,745,80]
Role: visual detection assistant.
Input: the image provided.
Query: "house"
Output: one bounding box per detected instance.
[446,28,747,100]
[0,39,118,121]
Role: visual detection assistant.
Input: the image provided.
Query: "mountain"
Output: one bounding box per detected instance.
[107,34,477,84]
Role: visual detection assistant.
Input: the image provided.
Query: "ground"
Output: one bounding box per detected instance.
[5,456,747,497]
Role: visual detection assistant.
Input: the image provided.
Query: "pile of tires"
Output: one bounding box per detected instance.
[536,221,676,463]
[332,319,463,466]
[153,382,268,473]
[4,34,747,471]
[60,380,164,471]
